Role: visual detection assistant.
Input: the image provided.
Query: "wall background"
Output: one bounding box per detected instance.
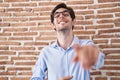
[0,0,120,80]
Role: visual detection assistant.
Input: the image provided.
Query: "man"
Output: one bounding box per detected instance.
[31,3,105,80]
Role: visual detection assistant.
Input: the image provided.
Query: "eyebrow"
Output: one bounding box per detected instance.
[55,10,69,13]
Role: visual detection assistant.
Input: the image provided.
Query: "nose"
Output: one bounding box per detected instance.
[59,13,64,18]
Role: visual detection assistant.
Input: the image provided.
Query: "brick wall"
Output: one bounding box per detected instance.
[0,0,120,80]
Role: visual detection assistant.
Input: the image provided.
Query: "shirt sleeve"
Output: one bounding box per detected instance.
[85,40,105,69]
[31,51,47,80]
[93,51,105,69]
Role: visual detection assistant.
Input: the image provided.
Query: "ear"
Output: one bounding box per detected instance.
[72,19,76,25]
[50,23,56,30]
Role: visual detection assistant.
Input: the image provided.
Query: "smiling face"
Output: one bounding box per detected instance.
[53,8,75,32]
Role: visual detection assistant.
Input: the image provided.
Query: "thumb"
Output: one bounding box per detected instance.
[72,55,78,62]
[72,44,81,62]
[73,44,80,52]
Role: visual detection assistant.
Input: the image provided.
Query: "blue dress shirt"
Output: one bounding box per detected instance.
[31,36,105,80]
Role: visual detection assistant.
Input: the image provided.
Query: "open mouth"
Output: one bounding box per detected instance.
[58,21,67,24]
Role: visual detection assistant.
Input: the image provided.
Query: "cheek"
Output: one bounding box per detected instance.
[53,19,58,25]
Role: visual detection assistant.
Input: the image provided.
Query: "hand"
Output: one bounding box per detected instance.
[59,76,73,80]
[72,44,99,69]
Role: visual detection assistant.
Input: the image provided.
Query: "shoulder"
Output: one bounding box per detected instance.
[79,39,94,45]
[41,45,52,53]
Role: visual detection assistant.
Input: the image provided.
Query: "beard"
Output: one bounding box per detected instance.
[55,26,70,33]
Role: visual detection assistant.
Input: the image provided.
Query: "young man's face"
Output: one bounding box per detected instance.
[53,8,74,31]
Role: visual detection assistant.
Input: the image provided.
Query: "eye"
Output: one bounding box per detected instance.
[63,12,70,16]
[54,12,60,18]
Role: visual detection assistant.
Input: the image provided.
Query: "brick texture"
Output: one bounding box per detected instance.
[0,0,120,80]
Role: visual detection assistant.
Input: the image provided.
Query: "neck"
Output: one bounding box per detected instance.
[56,30,74,50]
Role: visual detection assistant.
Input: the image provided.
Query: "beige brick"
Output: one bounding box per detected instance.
[115,13,120,17]
[88,3,117,9]
[74,25,84,30]
[0,41,20,45]
[93,34,116,39]
[101,66,120,70]
[0,71,16,75]
[99,44,120,49]
[33,7,52,11]
[30,17,50,21]
[0,8,4,12]
[13,13,38,16]
[0,3,9,7]
[0,66,5,70]
[24,42,49,46]
[85,14,114,19]
[0,77,8,80]
[39,11,50,16]
[18,71,32,75]
[11,56,36,61]
[30,27,52,31]
[71,6,87,10]
[95,77,107,80]
[115,23,120,27]
[0,33,11,36]
[7,67,31,71]
[0,37,7,40]
[111,78,120,80]
[67,1,93,4]
[91,71,101,75]
[0,0,2,2]
[105,55,120,59]
[111,39,120,43]
[98,0,119,3]
[76,10,94,15]
[0,46,9,50]
[76,15,84,20]
[74,30,95,35]
[11,22,36,27]
[86,24,113,29]
[78,36,90,39]
[11,47,35,50]
[13,32,37,36]
[105,61,120,65]
[115,18,120,22]
[0,51,16,55]
[5,8,23,12]
[76,20,93,25]
[3,28,28,32]
[98,29,120,34]
[3,18,28,22]
[10,77,30,80]
[93,39,108,44]
[36,36,56,41]
[40,32,56,35]
[0,23,10,27]
[97,19,114,24]
[5,0,29,2]
[0,13,11,16]
[12,3,37,7]
[103,50,120,55]
[8,37,33,41]
[39,2,64,6]
[19,52,39,55]
[15,62,35,65]
[98,8,120,13]
[0,61,13,65]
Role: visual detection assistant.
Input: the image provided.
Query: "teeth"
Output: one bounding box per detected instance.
[59,22,66,24]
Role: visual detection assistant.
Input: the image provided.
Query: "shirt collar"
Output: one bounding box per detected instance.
[51,35,80,48]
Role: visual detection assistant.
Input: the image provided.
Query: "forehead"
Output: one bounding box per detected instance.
[55,8,67,12]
